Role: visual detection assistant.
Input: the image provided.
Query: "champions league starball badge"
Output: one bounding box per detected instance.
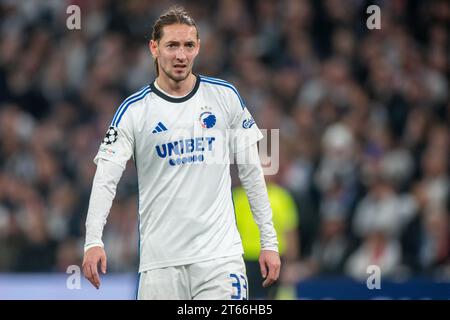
[102,126,118,145]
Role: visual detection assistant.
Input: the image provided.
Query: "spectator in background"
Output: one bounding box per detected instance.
[417,128,449,212]
[345,227,403,281]
[352,175,418,240]
[13,191,58,272]
[306,179,353,277]
[233,176,299,299]
[309,213,351,276]
[315,123,359,219]
[418,205,450,275]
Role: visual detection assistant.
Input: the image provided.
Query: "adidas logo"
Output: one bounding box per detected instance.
[152,121,168,134]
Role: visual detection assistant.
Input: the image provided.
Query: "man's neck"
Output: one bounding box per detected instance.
[155,73,196,97]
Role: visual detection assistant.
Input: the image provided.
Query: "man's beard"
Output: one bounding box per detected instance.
[161,64,190,82]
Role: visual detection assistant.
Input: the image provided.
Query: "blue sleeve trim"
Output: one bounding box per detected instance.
[200,76,246,110]
[111,85,151,127]
[112,87,151,127]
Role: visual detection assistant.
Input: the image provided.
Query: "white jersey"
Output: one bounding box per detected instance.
[94,75,263,272]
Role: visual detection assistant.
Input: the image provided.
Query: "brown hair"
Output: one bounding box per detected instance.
[151,5,199,76]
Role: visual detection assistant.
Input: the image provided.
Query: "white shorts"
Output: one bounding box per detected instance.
[137,255,248,300]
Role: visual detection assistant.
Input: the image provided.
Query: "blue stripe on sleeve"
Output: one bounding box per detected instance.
[111,85,150,126]
[199,76,246,109]
[114,88,151,126]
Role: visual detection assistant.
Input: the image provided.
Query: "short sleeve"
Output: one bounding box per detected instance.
[94,109,134,169]
[228,90,263,154]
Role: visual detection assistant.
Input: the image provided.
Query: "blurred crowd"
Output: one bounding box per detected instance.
[0,0,448,285]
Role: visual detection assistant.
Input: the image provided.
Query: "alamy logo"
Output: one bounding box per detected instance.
[66,5,81,30]
[152,122,168,134]
[366,5,381,30]
[366,265,381,290]
[66,265,81,289]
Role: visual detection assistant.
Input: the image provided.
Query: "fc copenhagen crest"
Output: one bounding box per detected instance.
[199,106,216,129]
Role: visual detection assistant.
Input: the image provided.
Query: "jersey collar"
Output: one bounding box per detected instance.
[150,74,200,103]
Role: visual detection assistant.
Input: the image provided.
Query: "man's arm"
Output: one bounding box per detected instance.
[236,143,281,288]
[82,158,125,289]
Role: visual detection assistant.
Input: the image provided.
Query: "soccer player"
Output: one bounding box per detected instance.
[82,6,280,300]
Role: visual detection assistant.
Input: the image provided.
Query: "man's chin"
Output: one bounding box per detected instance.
[169,70,190,82]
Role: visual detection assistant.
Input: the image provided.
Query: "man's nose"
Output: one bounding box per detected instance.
[175,47,187,60]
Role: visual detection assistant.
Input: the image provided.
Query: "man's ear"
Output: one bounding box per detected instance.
[149,40,158,59]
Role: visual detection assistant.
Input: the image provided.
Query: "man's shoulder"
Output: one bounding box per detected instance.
[122,84,153,105]
[111,85,152,127]
[199,75,238,92]
[199,75,245,109]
